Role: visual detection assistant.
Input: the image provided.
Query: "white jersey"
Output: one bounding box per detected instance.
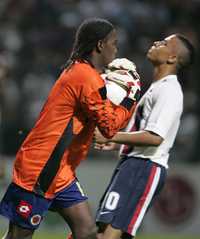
[119,75,183,168]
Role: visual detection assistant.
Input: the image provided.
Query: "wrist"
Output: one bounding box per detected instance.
[107,138,112,143]
[108,134,117,143]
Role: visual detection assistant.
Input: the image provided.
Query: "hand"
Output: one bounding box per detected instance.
[94,142,117,151]
[105,70,136,91]
[107,58,136,73]
[106,57,140,86]
[104,58,141,101]
[93,128,109,144]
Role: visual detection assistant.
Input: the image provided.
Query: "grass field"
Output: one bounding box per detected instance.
[0,230,200,239]
[27,232,200,239]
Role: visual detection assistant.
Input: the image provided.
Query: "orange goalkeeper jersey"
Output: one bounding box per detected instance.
[13,61,135,198]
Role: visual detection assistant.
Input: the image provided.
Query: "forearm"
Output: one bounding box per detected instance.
[108,130,163,146]
[95,103,130,138]
[85,91,136,138]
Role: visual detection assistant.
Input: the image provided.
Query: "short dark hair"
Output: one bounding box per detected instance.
[63,18,114,69]
[176,34,195,69]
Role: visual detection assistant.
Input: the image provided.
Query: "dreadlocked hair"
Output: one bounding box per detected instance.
[63,18,114,69]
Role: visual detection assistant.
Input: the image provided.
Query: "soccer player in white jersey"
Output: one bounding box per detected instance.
[94,34,195,239]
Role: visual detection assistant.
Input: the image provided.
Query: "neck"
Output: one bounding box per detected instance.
[153,64,177,82]
[91,59,103,73]
[89,52,105,73]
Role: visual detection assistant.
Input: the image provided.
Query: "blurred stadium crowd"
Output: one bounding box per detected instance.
[0,0,200,163]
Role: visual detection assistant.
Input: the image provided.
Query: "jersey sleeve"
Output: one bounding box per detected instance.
[144,83,183,139]
[81,74,136,138]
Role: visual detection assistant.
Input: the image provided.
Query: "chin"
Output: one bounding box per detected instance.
[147,52,152,60]
[106,58,114,67]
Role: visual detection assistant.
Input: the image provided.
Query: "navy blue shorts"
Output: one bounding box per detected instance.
[96,156,166,237]
[0,179,88,230]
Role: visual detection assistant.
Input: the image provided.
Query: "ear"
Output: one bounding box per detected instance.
[96,40,104,54]
[167,55,177,64]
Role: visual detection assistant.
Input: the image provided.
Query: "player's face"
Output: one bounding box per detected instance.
[147,35,178,65]
[100,29,118,67]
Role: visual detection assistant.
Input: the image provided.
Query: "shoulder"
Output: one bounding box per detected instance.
[154,76,183,99]
[59,62,104,87]
[72,62,102,82]
[146,76,183,112]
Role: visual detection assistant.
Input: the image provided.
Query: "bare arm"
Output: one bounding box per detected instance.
[111,130,163,146]
[94,128,163,147]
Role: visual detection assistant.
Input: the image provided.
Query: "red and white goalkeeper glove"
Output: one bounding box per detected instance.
[104,58,141,102]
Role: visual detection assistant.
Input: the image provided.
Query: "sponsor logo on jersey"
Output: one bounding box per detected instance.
[16,200,32,218]
[30,214,42,226]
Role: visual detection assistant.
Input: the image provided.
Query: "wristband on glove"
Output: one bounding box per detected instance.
[127,83,141,102]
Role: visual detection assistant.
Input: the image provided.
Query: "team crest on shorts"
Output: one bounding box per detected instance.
[16,200,32,218]
[30,214,42,226]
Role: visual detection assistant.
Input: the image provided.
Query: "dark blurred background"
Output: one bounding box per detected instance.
[0,0,199,163]
[0,0,200,237]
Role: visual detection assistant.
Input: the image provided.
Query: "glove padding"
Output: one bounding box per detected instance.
[107,58,137,73]
[104,58,141,102]
[105,70,135,91]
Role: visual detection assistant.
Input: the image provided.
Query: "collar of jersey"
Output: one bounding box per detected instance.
[152,74,177,85]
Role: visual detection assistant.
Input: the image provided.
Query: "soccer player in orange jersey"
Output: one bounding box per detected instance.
[0,18,140,239]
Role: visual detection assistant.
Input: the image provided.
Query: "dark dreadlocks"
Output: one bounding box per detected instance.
[63,18,114,69]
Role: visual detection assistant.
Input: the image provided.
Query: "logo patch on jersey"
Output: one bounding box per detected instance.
[16,200,32,218]
[30,214,42,226]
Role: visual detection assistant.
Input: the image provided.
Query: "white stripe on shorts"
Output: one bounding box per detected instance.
[131,166,161,236]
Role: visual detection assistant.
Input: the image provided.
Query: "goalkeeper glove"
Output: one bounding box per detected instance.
[105,58,141,101]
